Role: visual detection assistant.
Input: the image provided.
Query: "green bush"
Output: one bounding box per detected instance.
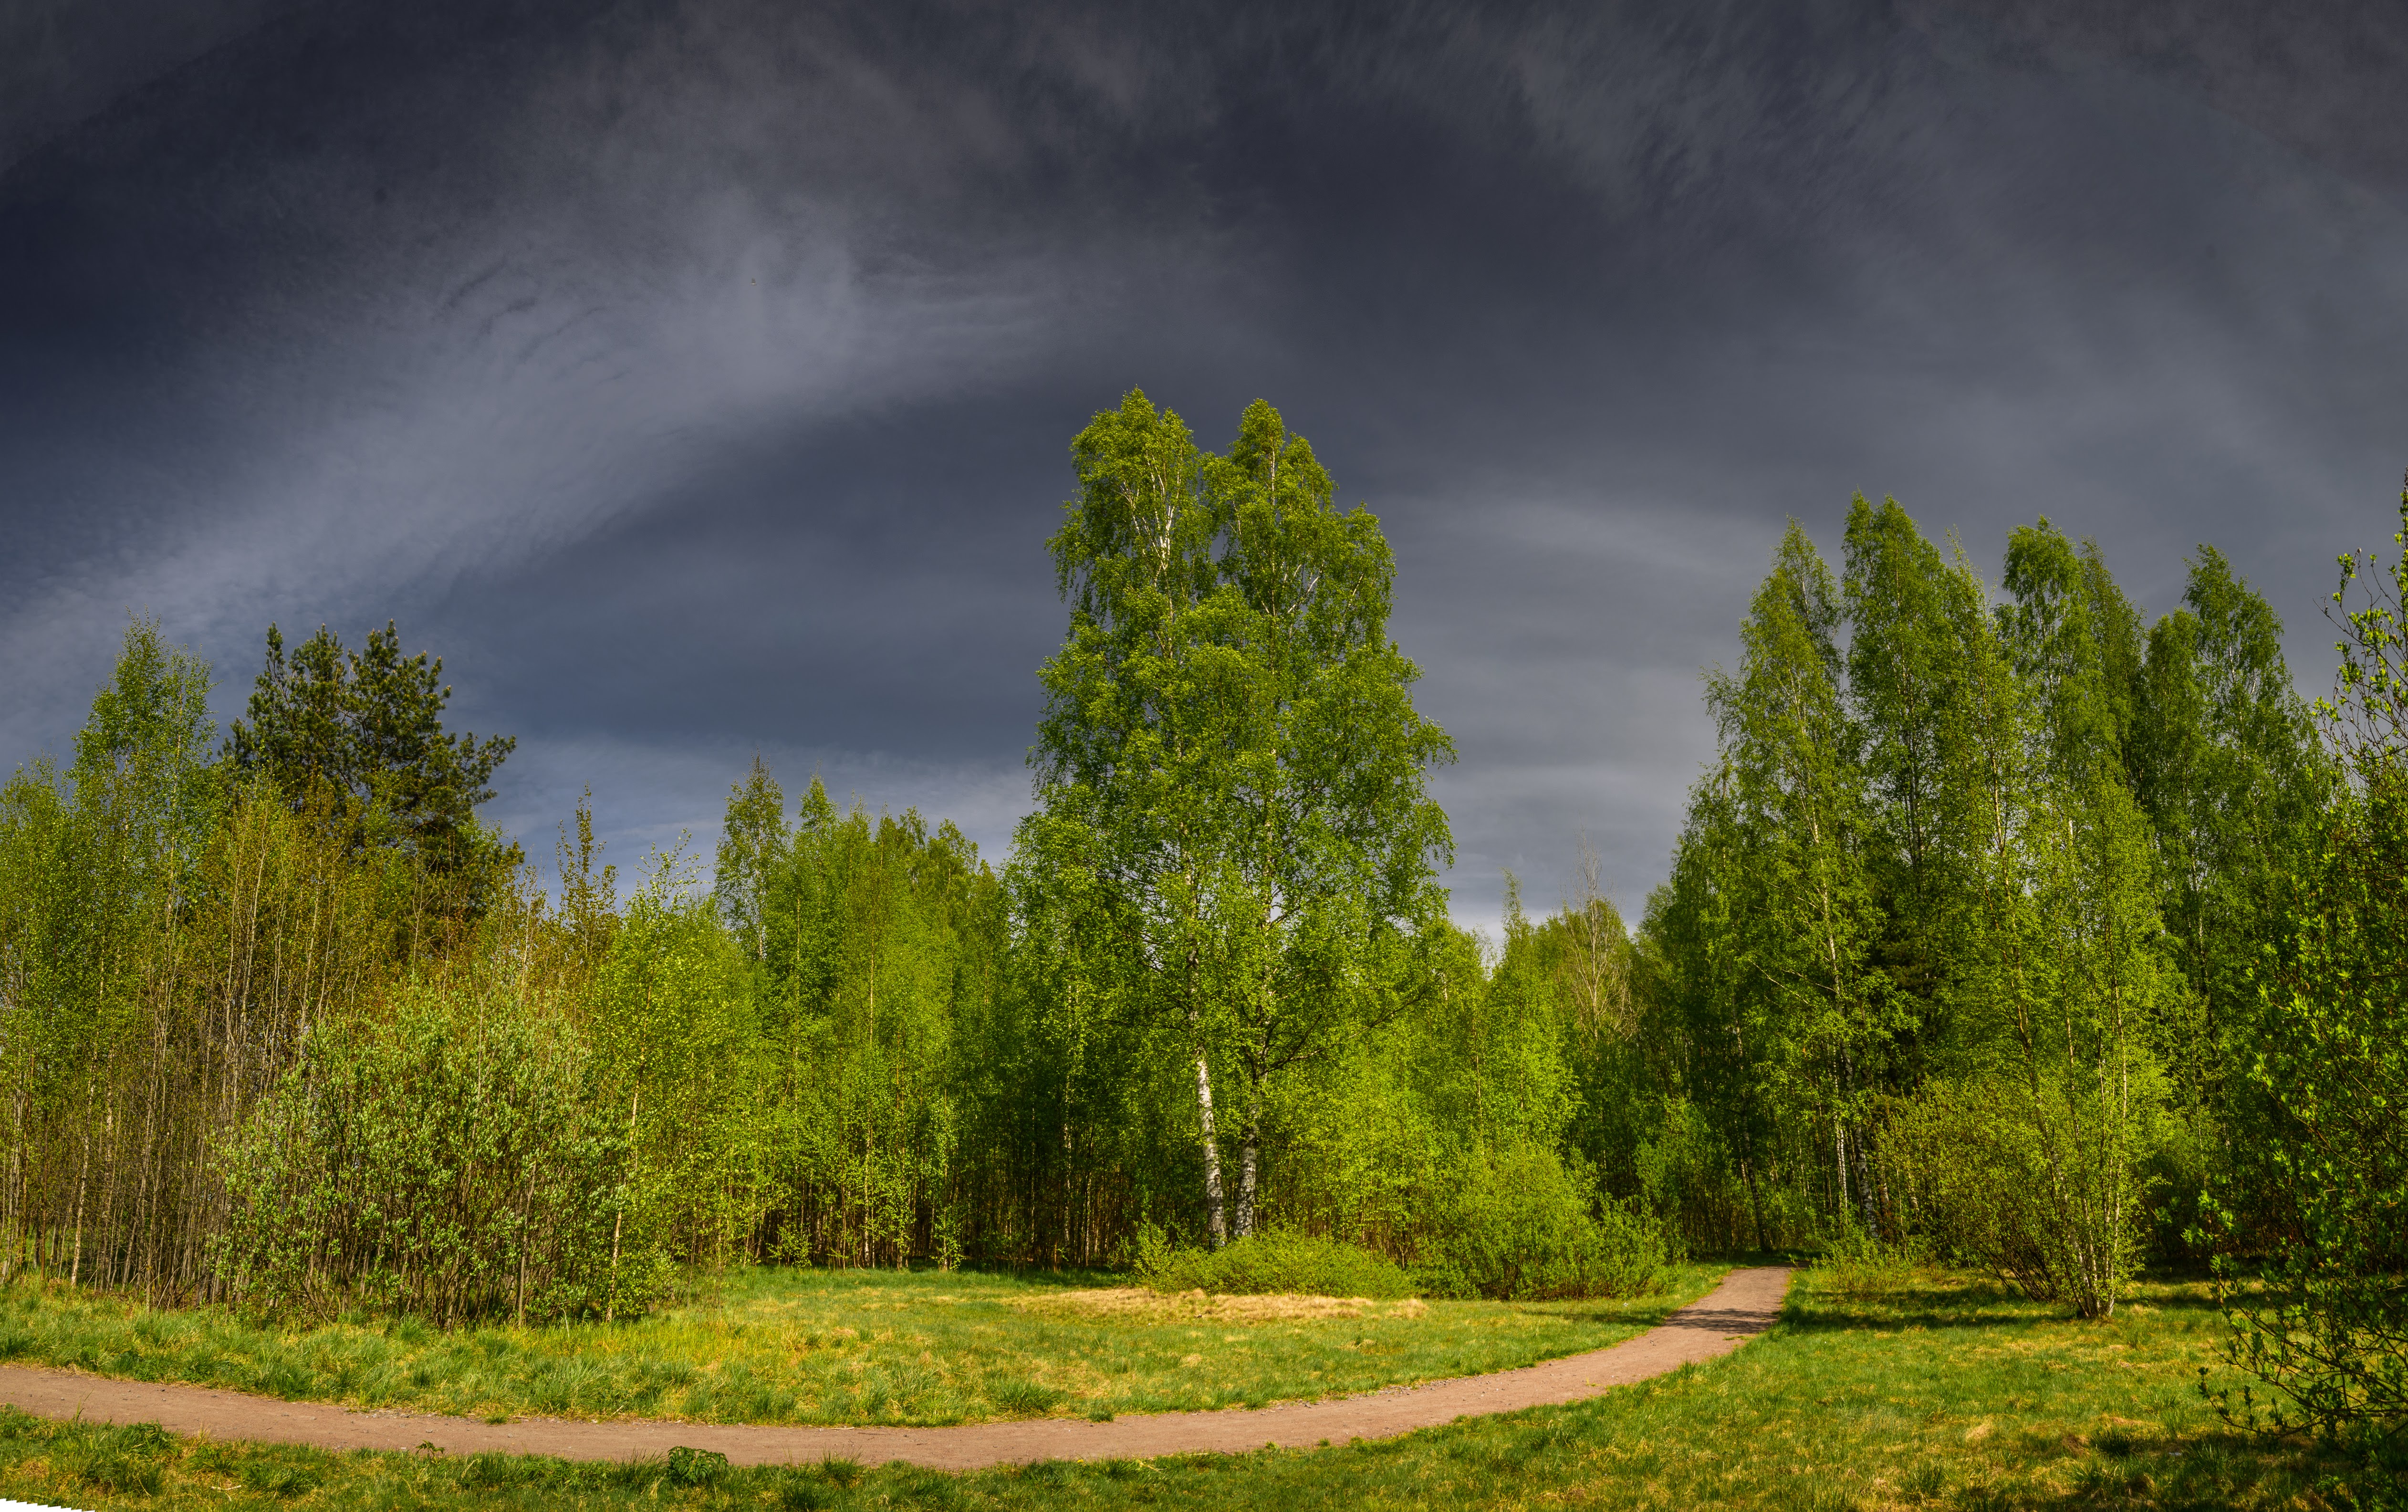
[1132,1228,1418,1299]
[1886,1071,2162,1317]
[1133,1145,1665,1303]
[1814,1221,1924,1298]
[218,983,663,1326]
[1411,1142,1665,1301]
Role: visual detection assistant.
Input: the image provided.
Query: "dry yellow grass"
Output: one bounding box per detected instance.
[1009,1288,1429,1324]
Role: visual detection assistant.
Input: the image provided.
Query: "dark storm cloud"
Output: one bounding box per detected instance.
[5,0,2405,929]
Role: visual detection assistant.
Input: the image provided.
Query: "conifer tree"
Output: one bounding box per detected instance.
[225,621,515,879]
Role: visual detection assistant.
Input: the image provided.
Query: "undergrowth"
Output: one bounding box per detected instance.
[1131,1230,1419,1300]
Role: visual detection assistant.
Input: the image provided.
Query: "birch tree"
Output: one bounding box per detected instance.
[1710,521,1889,1230]
[1021,391,1452,1244]
[1984,521,2169,1316]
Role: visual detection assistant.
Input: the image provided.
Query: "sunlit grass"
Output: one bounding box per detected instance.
[0,1262,1722,1427]
[1,1262,2390,1510]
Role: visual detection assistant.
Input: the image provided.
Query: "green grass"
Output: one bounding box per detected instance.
[0,1263,1722,1427]
[0,1263,2392,1510]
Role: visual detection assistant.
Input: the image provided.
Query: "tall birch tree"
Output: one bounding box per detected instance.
[1021,391,1452,1244]
[1710,521,1889,1230]
[1986,521,2169,1316]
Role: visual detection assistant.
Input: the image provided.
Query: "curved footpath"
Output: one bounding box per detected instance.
[0,1266,1790,1470]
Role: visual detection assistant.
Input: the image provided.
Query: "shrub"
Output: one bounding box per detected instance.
[1815,1222,1924,1298]
[218,982,664,1326]
[1133,1228,1418,1299]
[1411,1141,1665,1301]
[1887,1071,2160,1317]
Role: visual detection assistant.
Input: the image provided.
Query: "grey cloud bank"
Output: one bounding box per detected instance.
[4,0,2403,933]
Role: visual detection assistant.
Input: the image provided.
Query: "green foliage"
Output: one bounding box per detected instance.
[1631,500,2303,1322]
[1706,519,1891,1233]
[1888,1070,2167,1310]
[1966,520,2175,1318]
[218,980,653,1325]
[2208,477,2408,1437]
[224,618,518,884]
[1022,391,1454,1246]
[665,1444,730,1486]
[0,622,325,1297]
[1629,1095,1752,1256]
[743,777,997,1267]
[1811,1222,1923,1298]
[594,848,766,1278]
[1410,1142,1664,1301]
[1132,1228,1418,1299]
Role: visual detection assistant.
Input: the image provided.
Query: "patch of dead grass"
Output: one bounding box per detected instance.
[1013,1288,1429,1324]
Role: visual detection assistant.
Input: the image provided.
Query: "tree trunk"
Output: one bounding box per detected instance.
[1234,1112,1259,1241]
[1194,1053,1227,1248]
[69,1078,93,1286]
[1742,1155,1770,1254]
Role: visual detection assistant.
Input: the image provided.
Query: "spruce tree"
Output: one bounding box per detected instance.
[225,621,516,877]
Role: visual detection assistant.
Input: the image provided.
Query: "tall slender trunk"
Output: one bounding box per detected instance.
[70,1076,94,1286]
[1742,1156,1770,1254]
[1834,1119,1848,1228]
[1194,1052,1226,1248]
[1234,1109,1259,1241]
[514,1168,535,1329]
[3,1053,24,1284]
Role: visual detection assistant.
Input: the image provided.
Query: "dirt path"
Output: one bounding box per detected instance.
[0,1267,1789,1470]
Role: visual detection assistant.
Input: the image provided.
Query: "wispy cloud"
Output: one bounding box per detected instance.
[8,0,2407,932]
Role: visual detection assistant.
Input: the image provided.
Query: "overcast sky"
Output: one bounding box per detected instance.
[6,0,2405,933]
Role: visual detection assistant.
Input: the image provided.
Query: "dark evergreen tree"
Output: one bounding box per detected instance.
[225,621,517,877]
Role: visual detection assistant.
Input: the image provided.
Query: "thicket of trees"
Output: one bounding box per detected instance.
[1628,501,2331,1314]
[0,402,2400,1435]
[1625,488,2406,1432]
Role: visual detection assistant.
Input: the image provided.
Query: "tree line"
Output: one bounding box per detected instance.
[0,398,2398,1434]
[1625,488,2403,1431]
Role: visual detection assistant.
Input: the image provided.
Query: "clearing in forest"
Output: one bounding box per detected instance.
[2,1265,2391,1509]
[0,1264,1726,1428]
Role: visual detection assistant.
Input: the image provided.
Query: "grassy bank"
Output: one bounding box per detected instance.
[1,1263,2394,1510]
[0,1263,1721,1427]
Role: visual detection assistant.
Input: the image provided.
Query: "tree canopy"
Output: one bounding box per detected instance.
[1021,392,1454,1244]
[225,620,516,874]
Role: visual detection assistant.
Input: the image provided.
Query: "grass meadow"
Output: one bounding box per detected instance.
[0,1262,1723,1427]
[2,1262,2398,1510]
